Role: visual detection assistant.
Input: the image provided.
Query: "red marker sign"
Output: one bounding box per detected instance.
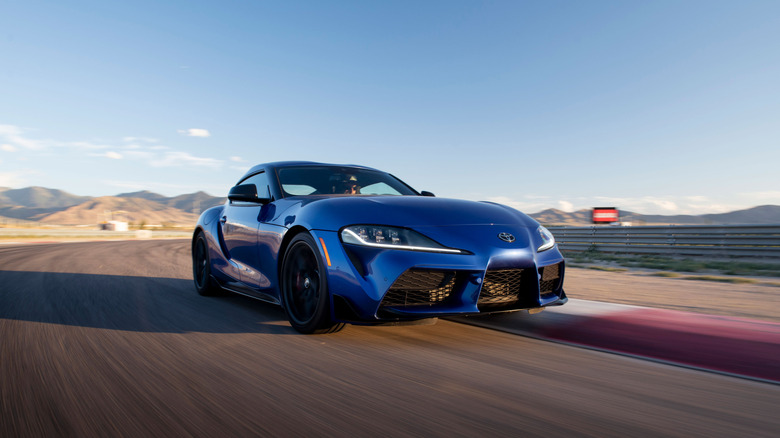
[593,207,619,223]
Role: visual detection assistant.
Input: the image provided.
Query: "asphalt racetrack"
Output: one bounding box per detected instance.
[1,240,778,437]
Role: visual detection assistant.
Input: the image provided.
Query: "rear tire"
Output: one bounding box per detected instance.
[281,233,345,334]
[193,232,220,296]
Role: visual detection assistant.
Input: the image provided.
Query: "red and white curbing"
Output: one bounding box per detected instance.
[455,299,780,383]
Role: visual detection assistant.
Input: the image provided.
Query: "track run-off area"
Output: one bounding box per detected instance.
[1,240,778,437]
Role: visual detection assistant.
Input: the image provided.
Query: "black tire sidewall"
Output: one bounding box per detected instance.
[193,232,216,296]
[281,233,331,333]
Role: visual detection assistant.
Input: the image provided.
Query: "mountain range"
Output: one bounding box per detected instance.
[1,186,778,226]
[0,187,225,226]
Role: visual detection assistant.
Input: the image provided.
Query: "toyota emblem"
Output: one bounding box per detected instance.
[498,232,515,243]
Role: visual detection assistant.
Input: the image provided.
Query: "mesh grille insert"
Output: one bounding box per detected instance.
[539,263,562,294]
[382,270,456,307]
[478,269,527,305]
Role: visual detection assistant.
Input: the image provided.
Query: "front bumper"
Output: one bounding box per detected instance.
[311,228,567,323]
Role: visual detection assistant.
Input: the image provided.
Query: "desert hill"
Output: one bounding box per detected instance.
[0,205,66,221]
[0,187,225,226]
[117,190,225,213]
[0,186,91,208]
[165,191,225,213]
[116,190,169,203]
[632,205,780,226]
[39,196,199,225]
[530,208,591,226]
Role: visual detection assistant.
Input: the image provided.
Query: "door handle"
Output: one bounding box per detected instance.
[220,216,227,224]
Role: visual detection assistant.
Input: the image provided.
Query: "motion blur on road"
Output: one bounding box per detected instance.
[1,240,778,437]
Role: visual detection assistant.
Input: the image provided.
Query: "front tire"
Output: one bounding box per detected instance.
[281,233,344,334]
[193,232,220,296]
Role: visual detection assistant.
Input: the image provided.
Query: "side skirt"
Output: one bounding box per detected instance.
[215,276,282,305]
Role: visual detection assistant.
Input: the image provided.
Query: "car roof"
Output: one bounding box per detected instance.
[240,161,381,182]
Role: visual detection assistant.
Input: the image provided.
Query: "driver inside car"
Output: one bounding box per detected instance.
[344,175,361,194]
[333,174,360,194]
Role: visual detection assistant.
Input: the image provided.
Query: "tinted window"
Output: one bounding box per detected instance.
[277,166,417,197]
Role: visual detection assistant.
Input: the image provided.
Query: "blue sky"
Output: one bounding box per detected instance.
[1,0,778,215]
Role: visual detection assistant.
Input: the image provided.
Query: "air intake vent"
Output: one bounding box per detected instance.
[382,270,456,307]
[478,269,528,305]
[539,263,562,294]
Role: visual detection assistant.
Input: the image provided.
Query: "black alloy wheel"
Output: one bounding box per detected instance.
[193,232,220,296]
[281,233,344,334]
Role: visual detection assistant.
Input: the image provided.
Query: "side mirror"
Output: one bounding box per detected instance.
[228,184,270,204]
[420,191,435,197]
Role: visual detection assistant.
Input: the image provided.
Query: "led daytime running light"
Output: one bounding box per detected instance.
[341,227,463,254]
[537,226,555,252]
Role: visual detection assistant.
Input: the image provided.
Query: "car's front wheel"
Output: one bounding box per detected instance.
[281,233,344,334]
[193,232,220,296]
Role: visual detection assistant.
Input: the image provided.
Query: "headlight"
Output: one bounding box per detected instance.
[341,225,464,254]
[537,226,555,252]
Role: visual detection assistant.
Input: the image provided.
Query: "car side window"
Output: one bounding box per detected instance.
[239,171,271,200]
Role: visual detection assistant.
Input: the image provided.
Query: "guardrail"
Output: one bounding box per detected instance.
[547,224,780,258]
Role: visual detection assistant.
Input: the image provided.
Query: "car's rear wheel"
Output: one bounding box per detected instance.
[281,233,345,334]
[193,232,220,296]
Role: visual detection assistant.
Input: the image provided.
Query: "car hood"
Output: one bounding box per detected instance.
[276,195,540,230]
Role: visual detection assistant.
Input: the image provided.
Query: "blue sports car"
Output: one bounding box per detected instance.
[192,162,567,334]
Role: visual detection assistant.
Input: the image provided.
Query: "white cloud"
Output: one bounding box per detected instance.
[0,171,26,187]
[104,180,203,193]
[178,128,211,138]
[230,165,251,173]
[557,201,574,212]
[67,141,109,151]
[741,191,780,205]
[229,156,243,162]
[122,136,159,143]
[123,150,156,161]
[0,124,45,150]
[102,145,222,169]
[0,122,224,163]
[150,151,222,168]
[0,125,114,152]
[650,199,678,212]
[484,196,552,213]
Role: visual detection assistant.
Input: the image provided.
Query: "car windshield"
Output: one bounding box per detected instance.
[277,166,418,197]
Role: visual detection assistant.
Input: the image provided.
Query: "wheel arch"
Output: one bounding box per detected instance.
[192,225,205,246]
[277,225,311,281]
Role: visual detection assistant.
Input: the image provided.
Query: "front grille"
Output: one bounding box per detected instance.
[478,269,528,305]
[381,270,456,307]
[539,263,562,294]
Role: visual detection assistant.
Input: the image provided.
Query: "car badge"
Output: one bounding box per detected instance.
[498,232,515,243]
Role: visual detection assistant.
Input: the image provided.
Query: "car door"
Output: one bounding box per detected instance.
[221,171,272,286]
